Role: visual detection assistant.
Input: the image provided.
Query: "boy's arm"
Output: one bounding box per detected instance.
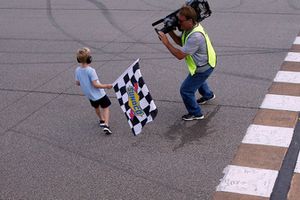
[92,80,113,89]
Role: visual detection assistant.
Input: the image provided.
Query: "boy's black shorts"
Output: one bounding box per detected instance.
[89,95,111,109]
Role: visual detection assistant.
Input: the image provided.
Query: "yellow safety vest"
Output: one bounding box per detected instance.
[181,24,217,75]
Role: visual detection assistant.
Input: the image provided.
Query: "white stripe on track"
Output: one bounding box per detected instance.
[285,52,300,62]
[295,153,300,173]
[242,124,294,147]
[274,71,300,84]
[260,94,300,112]
[216,165,278,197]
[294,37,300,45]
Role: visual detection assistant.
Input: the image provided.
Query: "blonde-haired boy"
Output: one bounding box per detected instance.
[75,47,113,135]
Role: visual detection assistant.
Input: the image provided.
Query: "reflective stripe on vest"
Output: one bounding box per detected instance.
[181,24,217,75]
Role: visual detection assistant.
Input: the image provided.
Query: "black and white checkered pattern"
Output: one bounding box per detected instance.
[113,59,158,135]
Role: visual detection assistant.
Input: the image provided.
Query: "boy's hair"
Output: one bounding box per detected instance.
[76,47,92,64]
[179,5,197,24]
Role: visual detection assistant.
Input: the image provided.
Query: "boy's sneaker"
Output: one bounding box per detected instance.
[103,125,112,135]
[197,94,215,105]
[99,120,106,128]
[182,114,204,121]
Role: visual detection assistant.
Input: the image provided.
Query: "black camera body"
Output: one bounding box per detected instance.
[152,0,211,34]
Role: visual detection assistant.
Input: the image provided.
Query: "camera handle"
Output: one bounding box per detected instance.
[152,19,164,27]
[154,28,161,40]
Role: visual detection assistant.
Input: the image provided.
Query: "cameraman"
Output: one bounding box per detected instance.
[158,5,217,121]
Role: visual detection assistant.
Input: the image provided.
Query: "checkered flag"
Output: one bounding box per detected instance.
[113,59,158,136]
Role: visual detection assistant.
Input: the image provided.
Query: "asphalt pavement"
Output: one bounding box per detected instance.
[1,0,300,199]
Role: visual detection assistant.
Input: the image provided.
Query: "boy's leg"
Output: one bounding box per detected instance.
[90,99,104,122]
[94,107,107,127]
[101,107,112,134]
[98,95,111,126]
[101,107,110,126]
[98,95,112,134]
[94,107,101,120]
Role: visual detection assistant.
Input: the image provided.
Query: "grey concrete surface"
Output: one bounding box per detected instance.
[0,0,300,199]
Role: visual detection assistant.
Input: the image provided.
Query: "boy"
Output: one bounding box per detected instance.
[75,47,113,135]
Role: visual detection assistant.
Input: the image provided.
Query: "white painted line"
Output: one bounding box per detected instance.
[295,153,300,173]
[260,94,300,112]
[294,37,300,45]
[274,71,300,84]
[285,52,300,62]
[216,165,278,197]
[242,124,294,147]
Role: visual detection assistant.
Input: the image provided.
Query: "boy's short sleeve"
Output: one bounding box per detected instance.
[89,68,99,81]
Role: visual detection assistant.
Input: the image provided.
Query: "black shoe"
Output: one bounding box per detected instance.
[182,114,204,121]
[99,120,106,128]
[197,94,215,105]
[103,125,112,135]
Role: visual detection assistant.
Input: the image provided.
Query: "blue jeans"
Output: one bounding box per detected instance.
[180,67,214,116]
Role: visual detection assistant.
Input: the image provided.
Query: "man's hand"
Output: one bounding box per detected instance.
[158,31,170,46]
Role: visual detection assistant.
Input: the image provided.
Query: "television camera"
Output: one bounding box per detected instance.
[152,0,212,34]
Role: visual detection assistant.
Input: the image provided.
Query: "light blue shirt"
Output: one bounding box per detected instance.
[75,66,106,101]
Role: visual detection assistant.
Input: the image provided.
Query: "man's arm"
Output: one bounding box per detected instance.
[158,31,187,60]
[168,31,182,46]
